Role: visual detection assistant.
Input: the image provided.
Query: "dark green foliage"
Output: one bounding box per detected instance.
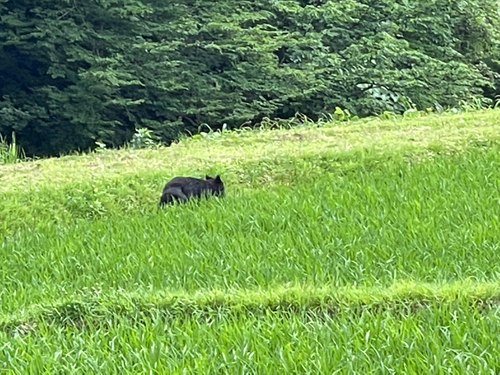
[0,0,499,156]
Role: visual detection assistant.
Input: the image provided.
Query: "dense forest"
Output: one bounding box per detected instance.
[0,0,499,156]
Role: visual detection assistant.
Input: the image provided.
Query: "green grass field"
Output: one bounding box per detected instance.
[1,110,500,373]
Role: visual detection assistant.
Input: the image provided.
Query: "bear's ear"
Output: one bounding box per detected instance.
[215,175,222,183]
[205,175,213,180]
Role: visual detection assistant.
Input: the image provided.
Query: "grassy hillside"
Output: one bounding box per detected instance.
[1,109,500,372]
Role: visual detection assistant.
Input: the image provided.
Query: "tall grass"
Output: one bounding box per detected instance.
[1,145,500,315]
[0,132,24,164]
[1,110,500,372]
[1,295,500,373]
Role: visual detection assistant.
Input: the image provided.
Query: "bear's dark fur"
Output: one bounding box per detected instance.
[159,175,225,206]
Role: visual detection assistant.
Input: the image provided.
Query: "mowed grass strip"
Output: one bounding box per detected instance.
[3,278,500,329]
[1,109,499,192]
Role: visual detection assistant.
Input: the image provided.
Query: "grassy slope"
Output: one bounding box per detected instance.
[1,110,500,372]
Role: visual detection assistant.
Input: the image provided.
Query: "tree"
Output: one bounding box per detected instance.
[0,0,499,156]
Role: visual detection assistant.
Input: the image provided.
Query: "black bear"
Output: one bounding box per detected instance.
[159,175,225,206]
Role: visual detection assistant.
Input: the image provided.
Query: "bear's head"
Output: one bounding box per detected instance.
[205,175,225,197]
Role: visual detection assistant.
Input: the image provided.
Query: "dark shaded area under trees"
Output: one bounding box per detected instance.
[0,0,499,156]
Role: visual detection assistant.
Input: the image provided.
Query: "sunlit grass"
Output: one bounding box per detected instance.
[2,145,500,312]
[2,297,500,373]
[1,109,500,372]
